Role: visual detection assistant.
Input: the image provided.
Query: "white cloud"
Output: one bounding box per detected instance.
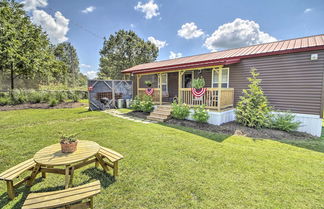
[31,10,69,44]
[82,6,96,14]
[134,0,159,19]
[148,36,167,49]
[83,70,98,79]
[169,51,182,59]
[22,0,47,11]
[304,8,312,13]
[204,18,277,51]
[130,24,135,28]
[177,22,204,39]
[80,64,92,68]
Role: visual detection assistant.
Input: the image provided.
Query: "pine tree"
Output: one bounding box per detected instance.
[235,68,272,128]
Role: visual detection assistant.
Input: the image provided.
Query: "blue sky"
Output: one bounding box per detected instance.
[20,0,324,78]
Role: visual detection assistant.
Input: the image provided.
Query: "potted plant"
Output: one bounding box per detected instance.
[144,80,153,88]
[60,133,79,153]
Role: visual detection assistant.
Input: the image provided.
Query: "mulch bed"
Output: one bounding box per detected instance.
[123,111,316,140]
[166,118,316,140]
[125,111,150,120]
[0,102,86,111]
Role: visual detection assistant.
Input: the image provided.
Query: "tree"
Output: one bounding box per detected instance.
[235,68,272,128]
[54,42,81,86]
[98,30,158,79]
[0,0,64,89]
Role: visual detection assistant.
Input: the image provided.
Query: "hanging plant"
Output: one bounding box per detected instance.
[191,77,207,98]
[144,80,153,87]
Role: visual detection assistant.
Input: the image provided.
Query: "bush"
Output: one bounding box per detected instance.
[71,93,79,102]
[27,90,43,103]
[131,96,142,111]
[0,97,9,106]
[49,97,58,107]
[235,68,272,128]
[192,105,209,123]
[10,89,27,105]
[270,112,301,132]
[55,91,67,103]
[140,95,154,113]
[171,102,190,119]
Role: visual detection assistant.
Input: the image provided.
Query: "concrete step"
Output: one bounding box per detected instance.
[156,105,172,111]
[154,109,171,114]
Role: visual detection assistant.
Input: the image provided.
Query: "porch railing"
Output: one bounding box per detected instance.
[138,88,160,103]
[179,88,234,110]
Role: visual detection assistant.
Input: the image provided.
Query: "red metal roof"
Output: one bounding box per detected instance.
[122,34,324,74]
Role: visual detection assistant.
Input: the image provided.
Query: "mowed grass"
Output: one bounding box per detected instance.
[0,108,323,209]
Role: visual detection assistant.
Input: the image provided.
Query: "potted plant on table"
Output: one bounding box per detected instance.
[144,80,153,87]
[60,134,79,153]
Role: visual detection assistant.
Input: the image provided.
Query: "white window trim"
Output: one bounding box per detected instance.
[212,68,229,88]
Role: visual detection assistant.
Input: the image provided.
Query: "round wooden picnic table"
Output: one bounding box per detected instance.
[29,140,102,189]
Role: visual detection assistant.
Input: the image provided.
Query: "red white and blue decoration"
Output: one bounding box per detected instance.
[145,88,154,95]
[191,88,207,98]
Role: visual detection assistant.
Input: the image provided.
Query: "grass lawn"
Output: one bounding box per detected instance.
[0,108,323,208]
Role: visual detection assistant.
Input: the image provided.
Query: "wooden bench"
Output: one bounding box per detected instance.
[0,159,37,199]
[22,180,101,209]
[96,147,124,177]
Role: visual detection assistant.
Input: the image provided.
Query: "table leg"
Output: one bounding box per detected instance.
[27,164,41,187]
[69,167,75,187]
[95,154,109,173]
[65,165,70,189]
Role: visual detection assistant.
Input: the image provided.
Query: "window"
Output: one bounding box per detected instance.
[212,68,229,88]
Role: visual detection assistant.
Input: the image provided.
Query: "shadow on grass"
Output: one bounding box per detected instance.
[161,122,324,153]
[161,123,230,143]
[0,168,115,209]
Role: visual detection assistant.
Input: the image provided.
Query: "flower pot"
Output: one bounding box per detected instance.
[60,141,78,153]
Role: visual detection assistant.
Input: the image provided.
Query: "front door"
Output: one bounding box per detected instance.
[183,71,193,88]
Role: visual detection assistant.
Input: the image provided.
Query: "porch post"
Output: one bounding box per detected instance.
[136,74,142,97]
[178,71,184,103]
[159,73,162,105]
[217,68,222,112]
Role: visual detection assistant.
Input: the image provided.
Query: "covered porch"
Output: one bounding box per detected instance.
[135,65,234,111]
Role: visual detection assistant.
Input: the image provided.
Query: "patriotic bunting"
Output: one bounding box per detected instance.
[191,88,207,98]
[145,88,154,95]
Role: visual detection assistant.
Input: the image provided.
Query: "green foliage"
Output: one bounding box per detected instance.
[0,0,67,89]
[171,102,190,120]
[130,95,154,112]
[0,97,9,106]
[98,30,158,79]
[144,80,152,87]
[60,133,78,143]
[192,105,209,123]
[235,68,272,128]
[192,77,205,89]
[71,93,79,102]
[10,89,27,104]
[26,90,43,103]
[55,91,68,103]
[140,95,154,112]
[131,96,142,111]
[49,97,58,107]
[270,112,301,132]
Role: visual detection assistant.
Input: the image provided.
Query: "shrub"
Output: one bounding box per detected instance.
[140,95,154,113]
[27,90,43,103]
[235,68,272,128]
[192,77,205,89]
[131,96,142,111]
[270,112,301,132]
[71,93,79,102]
[193,105,209,123]
[49,97,58,107]
[55,91,68,103]
[0,97,9,106]
[10,89,27,105]
[171,102,190,119]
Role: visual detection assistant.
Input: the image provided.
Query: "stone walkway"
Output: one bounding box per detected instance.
[103,109,157,124]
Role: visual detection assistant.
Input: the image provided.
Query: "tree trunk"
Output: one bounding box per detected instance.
[10,63,14,90]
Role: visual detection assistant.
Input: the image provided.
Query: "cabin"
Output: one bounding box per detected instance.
[122,34,324,136]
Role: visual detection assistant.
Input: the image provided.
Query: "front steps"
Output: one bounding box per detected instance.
[147,105,172,122]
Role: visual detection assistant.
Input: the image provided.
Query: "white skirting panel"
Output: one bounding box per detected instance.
[185,109,323,137]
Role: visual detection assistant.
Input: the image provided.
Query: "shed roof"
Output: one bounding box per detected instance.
[122,34,324,74]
